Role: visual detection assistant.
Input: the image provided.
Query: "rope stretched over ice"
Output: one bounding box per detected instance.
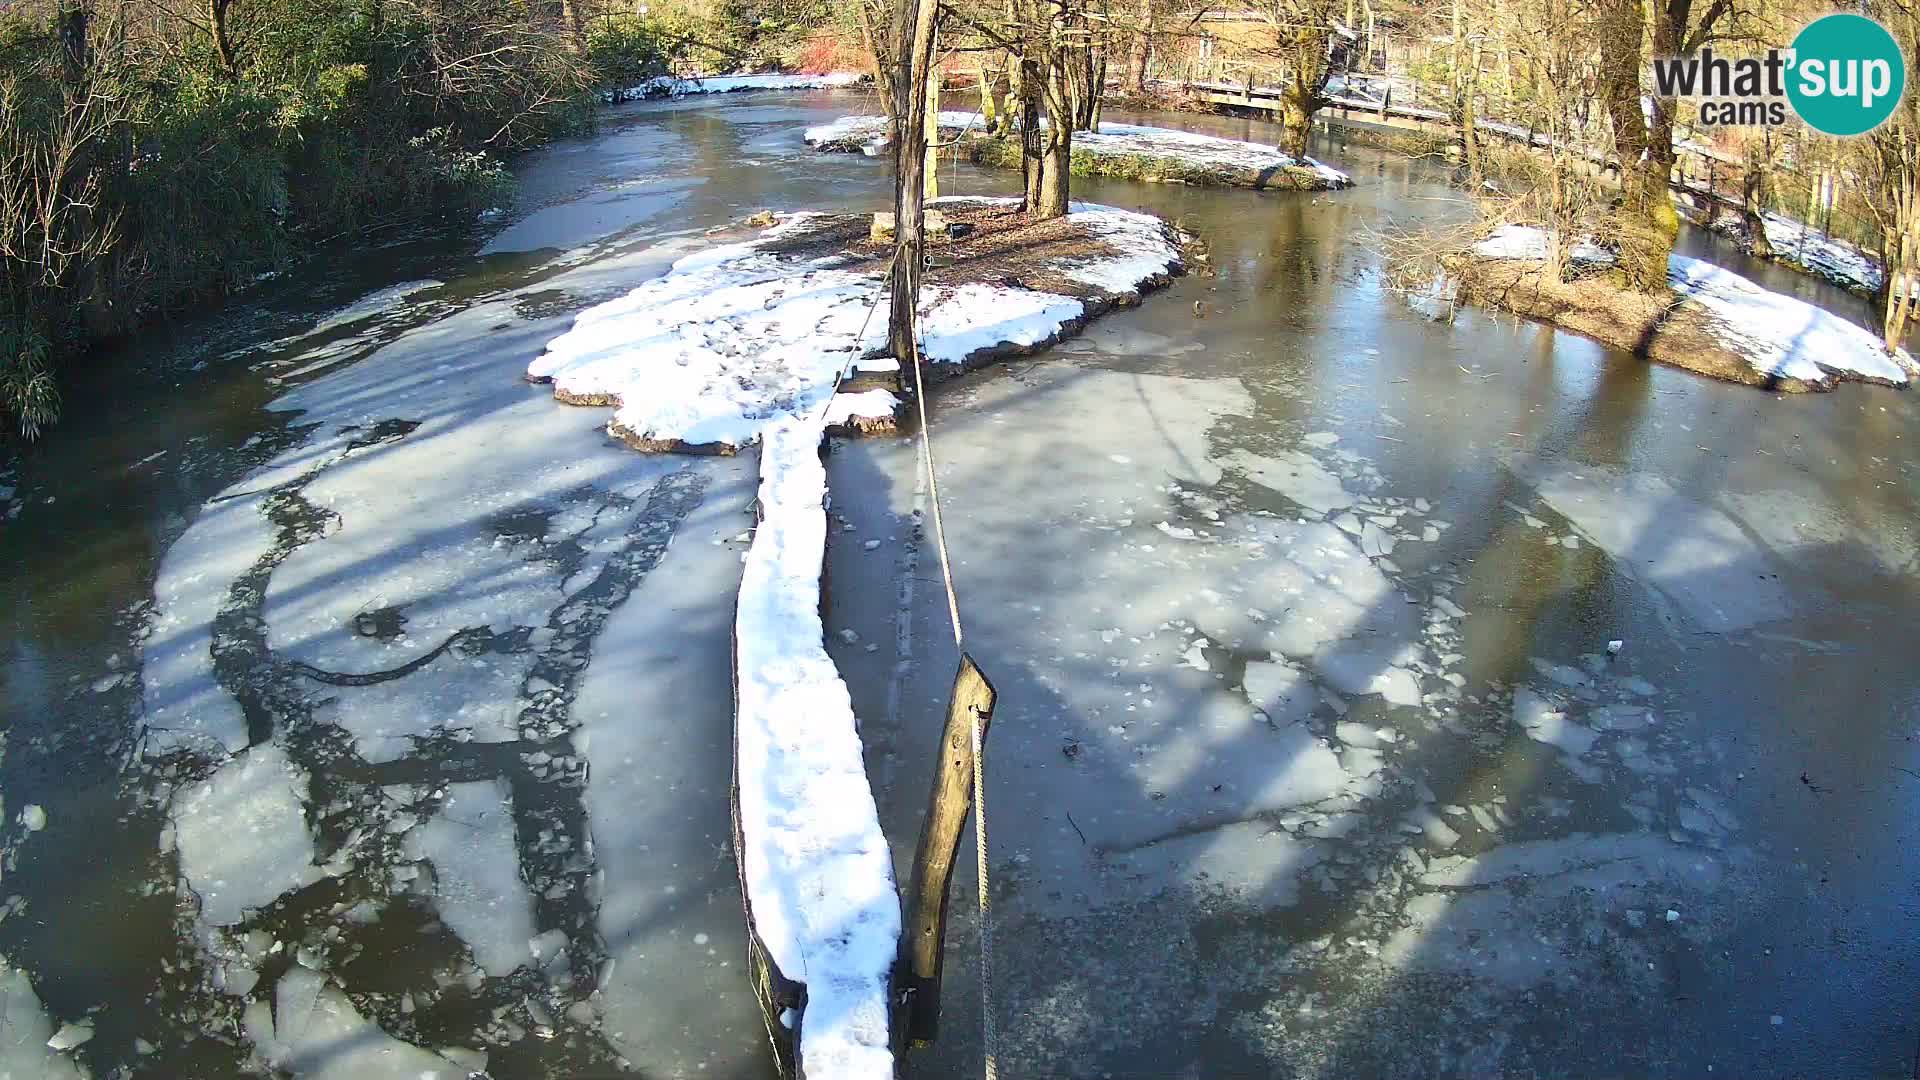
[905,332,994,1080]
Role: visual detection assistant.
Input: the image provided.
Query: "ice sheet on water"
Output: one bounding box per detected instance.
[1224,449,1356,515]
[245,967,476,1079]
[171,744,321,926]
[0,963,84,1079]
[405,780,534,978]
[1518,460,1799,632]
[1514,687,1597,757]
[574,459,771,1075]
[308,280,443,337]
[142,494,270,758]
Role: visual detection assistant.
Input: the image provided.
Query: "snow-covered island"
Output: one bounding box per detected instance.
[804,112,1352,191]
[1443,224,1918,392]
[527,197,1186,1077]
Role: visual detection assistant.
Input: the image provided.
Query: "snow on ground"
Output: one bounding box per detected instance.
[1473,224,1918,389]
[528,199,1185,450]
[804,114,1352,186]
[1669,256,1916,387]
[609,72,863,102]
[1473,223,1616,266]
[1072,120,1351,186]
[734,417,898,1078]
[1707,210,1885,294]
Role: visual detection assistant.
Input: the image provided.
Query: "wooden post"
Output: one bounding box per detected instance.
[898,654,997,1048]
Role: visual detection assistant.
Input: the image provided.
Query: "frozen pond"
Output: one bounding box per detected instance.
[1,89,1917,1078]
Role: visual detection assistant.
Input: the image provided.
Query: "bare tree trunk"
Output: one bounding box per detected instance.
[1127,0,1152,93]
[887,0,940,360]
[560,0,587,54]
[1036,2,1073,219]
[1596,0,1673,293]
[860,0,900,120]
[1278,85,1313,158]
[1885,178,1917,350]
[1019,55,1045,210]
[1743,135,1773,259]
[207,0,239,79]
[924,43,941,200]
[976,60,1000,133]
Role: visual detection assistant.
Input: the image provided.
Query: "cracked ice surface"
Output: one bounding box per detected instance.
[244,967,479,1078]
[137,230,765,1076]
[831,353,1755,1076]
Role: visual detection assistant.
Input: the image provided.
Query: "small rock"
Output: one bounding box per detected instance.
[19,804,47,832]
[1770,1014,1784,1027]
[862,539,881,551]
[1607,639,1625,655]
[746,209,778,227]
[1665,908,1680,923]
[837,628,860,645]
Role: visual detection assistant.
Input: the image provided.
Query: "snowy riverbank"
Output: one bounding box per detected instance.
[1460,224,1917,391]
[605,71,863,103]
[804,113,1352,190]
[1699,209,1890,296]
[528,198,1186,1074]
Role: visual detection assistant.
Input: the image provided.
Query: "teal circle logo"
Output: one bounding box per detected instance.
[1787,14,1906,136]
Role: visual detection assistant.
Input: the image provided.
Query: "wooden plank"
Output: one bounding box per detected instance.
[897,653,997,1048]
